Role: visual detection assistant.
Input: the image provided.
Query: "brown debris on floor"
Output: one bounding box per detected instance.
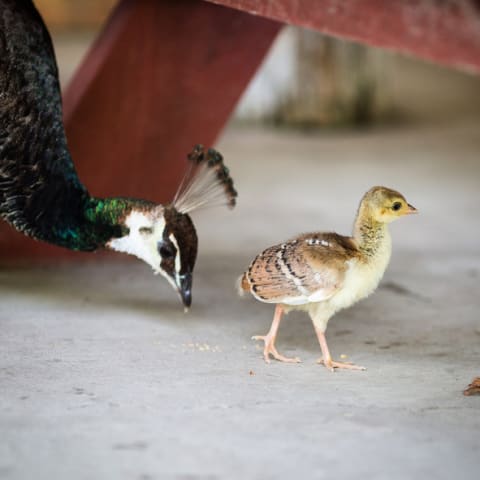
[463,377,480,396]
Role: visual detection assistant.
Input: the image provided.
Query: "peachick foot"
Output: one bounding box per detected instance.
[252,335,301,364]
[317,358,366,372]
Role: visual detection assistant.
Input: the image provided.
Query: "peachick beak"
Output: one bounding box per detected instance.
[177,272,192,310]
[406,203,418,214]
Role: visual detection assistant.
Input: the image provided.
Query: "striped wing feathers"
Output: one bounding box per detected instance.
[243,232,359,305]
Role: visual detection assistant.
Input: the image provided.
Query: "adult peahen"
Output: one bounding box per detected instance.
[0,0,237,308]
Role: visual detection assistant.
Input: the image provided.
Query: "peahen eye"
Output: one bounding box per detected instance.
[392,202,402,211]
[158,241,176,259]
[139,226,153,235]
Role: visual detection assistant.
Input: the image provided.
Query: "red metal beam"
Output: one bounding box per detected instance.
[0,0,280,260]
[206,0,480,73]
[64,0,280,202]
[4,0,478,261]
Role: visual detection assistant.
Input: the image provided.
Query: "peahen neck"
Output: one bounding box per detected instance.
[33,195,155,252]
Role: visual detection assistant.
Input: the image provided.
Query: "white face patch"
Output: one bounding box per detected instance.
[169,233,181,285]
[107,209,168,277]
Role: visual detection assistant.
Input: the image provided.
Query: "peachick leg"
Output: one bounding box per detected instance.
[252,305,301,364]
[314,324,366,372]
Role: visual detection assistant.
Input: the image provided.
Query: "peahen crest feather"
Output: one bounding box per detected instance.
[172,145,237,214]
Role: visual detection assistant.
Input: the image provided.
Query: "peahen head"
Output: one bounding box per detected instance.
[100,146,237,309]
[105,204,196,308]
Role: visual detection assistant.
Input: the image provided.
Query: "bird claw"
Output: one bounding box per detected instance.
[317,358,366,372]
[252,335,301,364]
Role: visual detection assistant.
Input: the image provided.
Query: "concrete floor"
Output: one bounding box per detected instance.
[1,123,480,479]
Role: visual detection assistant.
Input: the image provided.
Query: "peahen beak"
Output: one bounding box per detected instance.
[177,272,192,310]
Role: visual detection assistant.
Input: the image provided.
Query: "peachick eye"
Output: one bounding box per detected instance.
[392,202,402,211]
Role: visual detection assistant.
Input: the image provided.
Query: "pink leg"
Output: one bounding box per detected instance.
[314,324,366,372]
[252,305,301,364]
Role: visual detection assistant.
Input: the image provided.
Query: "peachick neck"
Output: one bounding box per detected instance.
[353,210,390,259]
